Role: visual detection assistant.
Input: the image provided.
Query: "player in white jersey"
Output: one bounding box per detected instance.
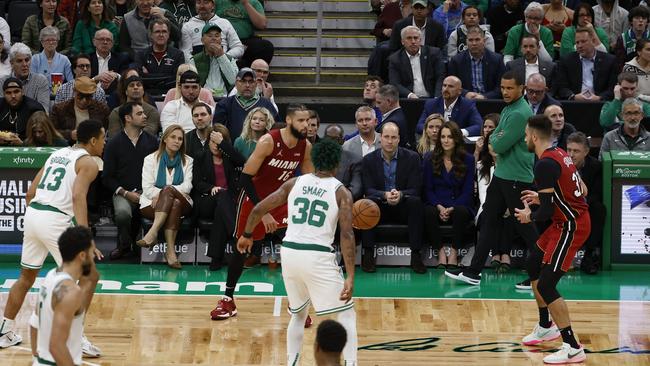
[30,226,96,366]
[0,120,105,357]
[237,139,358,366]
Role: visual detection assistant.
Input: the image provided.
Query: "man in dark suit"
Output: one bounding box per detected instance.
[342,106,382,199]
[361,122,425,273]
[525,73,561,115]
[324,124,364,200]
[389,0,446,53]
[375,84,414,149]
[389,26,444,99]
[505,34,556,91]
[89,29,131,94]
[448,26,505,100]
[555,27,618,101]
[416,76,483,136]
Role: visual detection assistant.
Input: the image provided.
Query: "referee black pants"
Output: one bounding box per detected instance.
[466,176,540,276]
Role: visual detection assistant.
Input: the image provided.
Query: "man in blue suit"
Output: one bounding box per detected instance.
[416,76,483,136]
[448,26,506,100]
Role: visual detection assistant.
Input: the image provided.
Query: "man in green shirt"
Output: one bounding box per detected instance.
[599,72,650,130]
[215,0,274,67]
[502,1,555,64]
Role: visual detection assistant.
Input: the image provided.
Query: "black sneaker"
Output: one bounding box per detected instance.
[445,268,481,286]
[515,278,532,290]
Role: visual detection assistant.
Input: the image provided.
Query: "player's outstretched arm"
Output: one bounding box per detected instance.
[300,140,314,174]
[50,280,82,366]
[337,186,355,302]
[26,167,45,205]
[72,156,99,228]
[239,134,275,205]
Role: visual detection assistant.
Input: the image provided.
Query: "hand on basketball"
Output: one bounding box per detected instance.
[261,213,278,233]
[237,236,254,254]
[521,190,540,205]
[339,278,353,303]
[514,201,532,224]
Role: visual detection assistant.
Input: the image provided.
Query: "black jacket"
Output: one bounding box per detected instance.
[388,45,445,99]
[578,154,603,205]
[447,49,506,99]
[90,51,132,94]
[134,46,184,87]
[0,96,45,141]
[191,139,246,201]
[389,15,446,52]
[361,147,422,202]
[555,51,618,101]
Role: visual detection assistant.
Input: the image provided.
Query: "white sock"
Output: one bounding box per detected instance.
[0,317,15,334]
[287,307,309,365]
[337,308,358,365]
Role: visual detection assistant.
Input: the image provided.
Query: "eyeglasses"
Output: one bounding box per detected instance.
[526,88,545,95]
[94,37,113,43]
[238,79,256,85]
[252,68,269,75]
[77,93,94,100]
[624,110,643,116]
[42,39,58,44]
[77,64,91,69]
[525,15,543,21]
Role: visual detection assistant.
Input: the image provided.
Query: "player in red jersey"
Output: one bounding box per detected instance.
[210,104,314,320]
[514,115,591,364]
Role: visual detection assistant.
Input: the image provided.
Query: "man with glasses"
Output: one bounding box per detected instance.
[120,0,181,59]
[524,73,560,115]
[134,19,184,90]
[51,76,111,144]
[502,2,554,63]
[228,58,277,112]
[599,97,650,159]
[89,29,130,94]
[55,54,107,104]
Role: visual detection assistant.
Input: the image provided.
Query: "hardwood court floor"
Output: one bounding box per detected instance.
[1,294,649,365]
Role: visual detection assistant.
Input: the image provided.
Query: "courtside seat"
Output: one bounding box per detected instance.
[373,222,476,247]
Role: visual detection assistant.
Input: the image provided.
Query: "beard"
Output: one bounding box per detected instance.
[82,260,92,276]
[627,121,641,129]
[290,124,307,139]
[527,140,535,153]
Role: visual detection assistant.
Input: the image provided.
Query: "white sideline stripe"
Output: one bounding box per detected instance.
[13,346,101,366]
[273,296,282,317]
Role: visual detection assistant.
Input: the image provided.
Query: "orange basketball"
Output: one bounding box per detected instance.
[352,199,380,230]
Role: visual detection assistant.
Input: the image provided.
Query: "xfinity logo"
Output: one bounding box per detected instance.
[13,157,34,165]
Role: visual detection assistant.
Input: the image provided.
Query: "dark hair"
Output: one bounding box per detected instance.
[478,130,495,182]
[483,113,500,136]
[191,102,212,116]
[77,119,104,143]
[566,131,590,149]
[465,25,485,38]
[81,0,111,23]
[430,121,467,180]
[38,0,60,9]
[575,26,592,37]
[285,103,309,117]
[212,123,231,143]
[118,101,143,123]
[58,226,93,263]
[572,3,595,27]
[308,110,320,126]
[521,32,540,45]
[636,38,650,54]
[312,138,342,172]
[501,70,524,86]
[377,84,399,101]
[0,33,7,63]
[462,5,482,21]
[365,75,384,85]
[117,68,151,105]
[628,5,650,22]
[618,71,638,84]
[148,18,170,34]
[527,115,552,139]
[70,53,91,69]
[316,319,347,353]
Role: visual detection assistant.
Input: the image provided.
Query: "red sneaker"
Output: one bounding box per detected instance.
[304,315,313,328]
[210,297,237,320]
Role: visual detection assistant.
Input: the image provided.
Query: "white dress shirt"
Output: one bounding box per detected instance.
[408,50,429,98]
[525,57,540,82]
[359,133,379,156]
[96,52,111,75]
[160,98,197,133]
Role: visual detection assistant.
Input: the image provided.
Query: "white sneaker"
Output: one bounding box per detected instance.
[0,330,22,348]
[543,342,586,364]
[81,335,101,357]
[522,323,561,346]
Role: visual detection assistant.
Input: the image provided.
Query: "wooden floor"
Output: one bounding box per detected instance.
[1,294,649,365]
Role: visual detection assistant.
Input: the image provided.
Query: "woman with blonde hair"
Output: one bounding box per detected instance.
[162,63,216,109]
[417,113,444,156]
[137,124,194,269]
[233,107,275,159]
[23,111,68,147]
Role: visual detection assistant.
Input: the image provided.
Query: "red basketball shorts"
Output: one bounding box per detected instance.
[235,193,288,241]
[537,213,591,272]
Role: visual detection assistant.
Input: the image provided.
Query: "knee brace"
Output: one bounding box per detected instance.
[526,246,545,281]
[536,266,563,305]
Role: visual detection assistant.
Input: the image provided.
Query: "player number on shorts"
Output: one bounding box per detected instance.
[571,172,584,197]
[292,197,328,227]
[37,167,66,191]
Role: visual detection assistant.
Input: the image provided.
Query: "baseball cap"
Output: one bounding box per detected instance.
[412,0,428,7]
[74,76,97,94]
[202,23,222,35]
[2,77,22,91]
[179,70,199,84]
[236,68,256,80]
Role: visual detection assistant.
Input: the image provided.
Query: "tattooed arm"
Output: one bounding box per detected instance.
[50,280,82,366]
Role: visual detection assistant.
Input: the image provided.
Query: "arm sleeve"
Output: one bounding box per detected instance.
[529,158,561,222]
[239,172,261,204]
[599,99,622,129]
[217,54,239,86]
[489,111,526,154]
[447,31,458,61]
[101,141,120,193]
[530,192,555,222]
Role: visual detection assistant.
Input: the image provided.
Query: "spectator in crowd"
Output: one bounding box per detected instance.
[623,39,650,101]
[502,2,555,63]
[0,33,11,78]
[102,101,158,260]
[362,75,384,124]
[473,112,499,162]
[72,0,120,55]
[108,73,161,137]
[134,18,184,89]
[560,3,609,58]
[556,27,618,101]
[388,26,444,99]
[448,26,506,100]
[432,0,467,38]
[423,121,475,268]
[417,113,444,155]
[215,0,273,67]
[106,0,136,28]
[185,102,213,160]
[544,104,576,150]
[486,0,524,52]
[506,34,557,92]
[361,122,425,273]
[161,70,204,133]
[307,110,321,144]
[600,72,650,129]
[593,0,629,50]
[30,27,74,94]
[0,43,51,111]
[0,78,45,145]
[0,16,11,51]
[233,106,275,159]
[213,68,279,140]
[542,0,574,44]
[190,23,239,98]
[56,54,107,104]
[614,6,650,71]
[193,123,245,271]
[180,0,244,62]
[22,0,72,55]
[524,73,561,115]
[137,124,194,269]
[89,29,131,94]
[599,97,650,159]
[326,123,363,200]
[159,0,195,25]
[314,320,347,366]
[341,106,381,198]
[370,0,403,43]
[120,0,180,59]
[51,76,111,144]
[57,0,82,26]
[163,63,216,109]
[417,76,483,136]
[22,111,68,146]
[229,59,277,112]
[566,132,605,274]
[374,84,412,149]
[447,5,495,60]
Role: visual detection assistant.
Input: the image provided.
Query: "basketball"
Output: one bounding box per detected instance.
[352,199,380,230]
